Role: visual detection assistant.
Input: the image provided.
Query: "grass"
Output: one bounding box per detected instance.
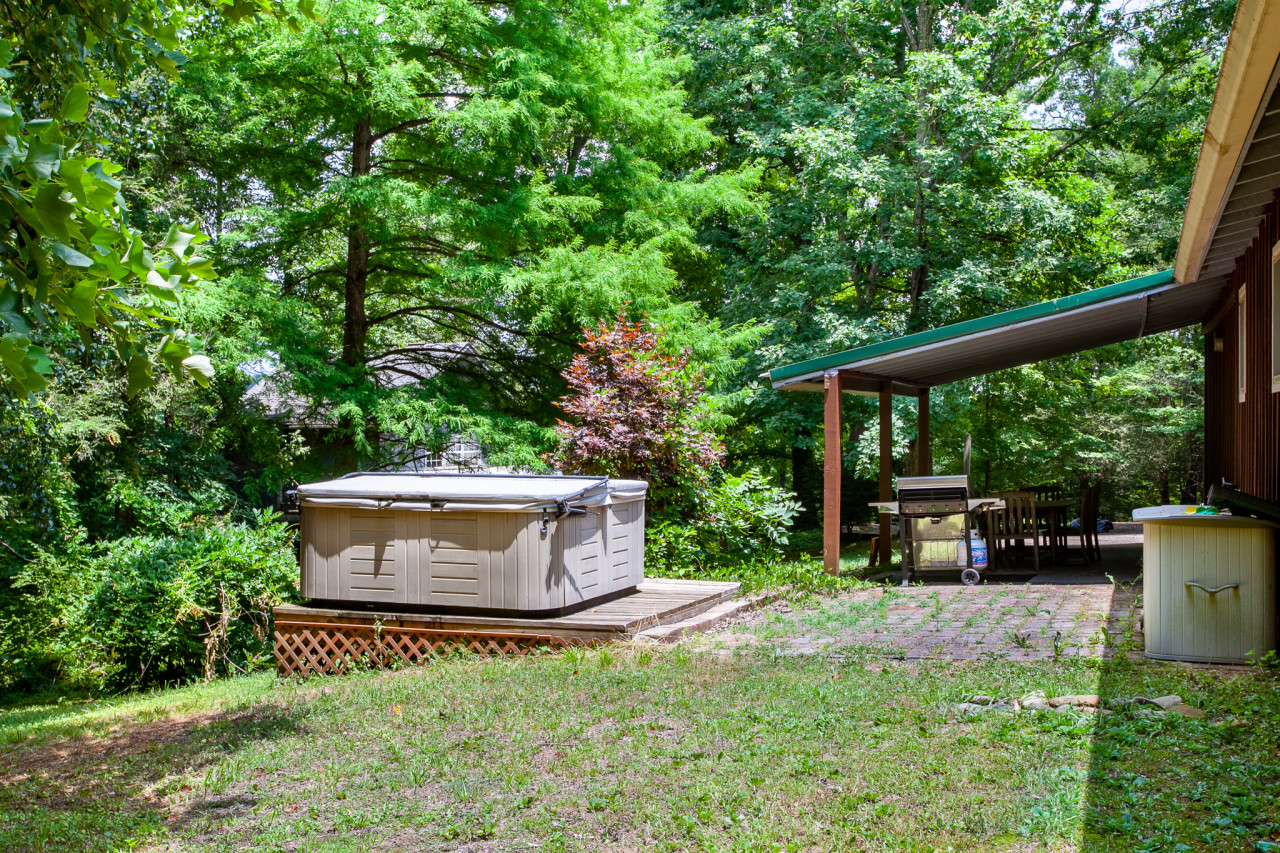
[1,642,1277,852]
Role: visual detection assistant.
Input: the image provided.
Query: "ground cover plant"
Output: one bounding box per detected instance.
[1,643,1276,853]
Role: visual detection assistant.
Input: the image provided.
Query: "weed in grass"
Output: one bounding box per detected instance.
[1009,631,1034,649]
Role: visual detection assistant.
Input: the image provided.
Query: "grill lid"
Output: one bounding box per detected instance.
[896,474,970,493]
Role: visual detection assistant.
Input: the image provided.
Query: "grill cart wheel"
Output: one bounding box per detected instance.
[961,568,981,586]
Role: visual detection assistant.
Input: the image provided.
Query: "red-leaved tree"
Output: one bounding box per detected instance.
[551,316,723,509]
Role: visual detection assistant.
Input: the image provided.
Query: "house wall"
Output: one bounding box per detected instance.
[1204,192,1280,503]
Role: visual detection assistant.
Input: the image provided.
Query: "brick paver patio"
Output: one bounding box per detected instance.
[696,536,1146,661]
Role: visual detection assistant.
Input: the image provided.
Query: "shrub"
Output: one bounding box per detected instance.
[0,394,72,563]
[3,511,298,692]
[646,470,802,579]
[550,316,723,509]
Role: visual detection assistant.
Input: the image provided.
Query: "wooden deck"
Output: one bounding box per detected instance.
[274,578,740,676]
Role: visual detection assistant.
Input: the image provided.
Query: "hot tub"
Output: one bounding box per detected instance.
[297,474,647,614]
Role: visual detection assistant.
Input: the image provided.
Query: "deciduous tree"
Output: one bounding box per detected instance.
[551,316,722,507]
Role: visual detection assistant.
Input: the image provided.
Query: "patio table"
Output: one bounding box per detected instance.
[1035,498,1077,565]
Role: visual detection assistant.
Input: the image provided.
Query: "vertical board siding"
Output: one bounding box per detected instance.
[603,499,644,593]
[579,509,603,594]
[405,510,423,604]
[1205,192,1280,503]
[427,512,482,607]
[343,511,399,603]
[560,508,605,607]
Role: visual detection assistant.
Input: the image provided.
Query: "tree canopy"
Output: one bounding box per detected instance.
[0,0,1230,589]
[154,0,760,468]
[0,0,318,395]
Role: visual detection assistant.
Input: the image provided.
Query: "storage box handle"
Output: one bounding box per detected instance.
[1185,581,1240,595]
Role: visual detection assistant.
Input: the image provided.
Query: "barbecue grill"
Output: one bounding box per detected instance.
[869,438,1003,585]
[895,473,981,585]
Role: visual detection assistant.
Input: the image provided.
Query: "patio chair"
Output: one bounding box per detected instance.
[985,491,1040,571]
[1026,485,1064,503]
[1082,484,1101,562]
[1065,484,1101,563]
[1025,485,1067,554]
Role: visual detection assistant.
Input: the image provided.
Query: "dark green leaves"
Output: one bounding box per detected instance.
[60,84,91,123]
[0,1,317,397]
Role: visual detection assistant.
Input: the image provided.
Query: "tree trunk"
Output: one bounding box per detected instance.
[1158,467,1170,506]
[334,113,374,474]
[907,2,934,326]
[342,113,373,367]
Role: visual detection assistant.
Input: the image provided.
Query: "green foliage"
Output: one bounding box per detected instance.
[645,469,802,580]
[0,394,71,560]
[158,0,760,472]
[4,511,297,691]
[0,0,313,395]
[38,352,301,538]
[666,0,1230,520]
[1084,334,1205,514]
[372,396,556,474]
[0,0,1237,704]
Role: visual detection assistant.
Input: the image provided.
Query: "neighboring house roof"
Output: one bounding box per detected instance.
[243,343,476,426]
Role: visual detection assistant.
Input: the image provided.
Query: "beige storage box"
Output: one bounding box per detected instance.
[298,474,647,614]
[1135,505,1278,664]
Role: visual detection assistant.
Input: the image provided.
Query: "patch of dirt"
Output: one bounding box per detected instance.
[0,703,303,811]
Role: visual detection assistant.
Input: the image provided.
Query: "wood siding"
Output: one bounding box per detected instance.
[1204,192,1280,503]
[300,500,644,612]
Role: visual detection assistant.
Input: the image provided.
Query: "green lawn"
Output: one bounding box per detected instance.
[1,644,1277,852]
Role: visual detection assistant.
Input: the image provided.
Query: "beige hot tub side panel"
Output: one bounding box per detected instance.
[559,506,605,607]
[549,500,644,606]
[1144,521,1277,664]
[302,507,563,610]
[606,499,645,593]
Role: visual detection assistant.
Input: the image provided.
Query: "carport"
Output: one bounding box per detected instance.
[766,270,1230,573]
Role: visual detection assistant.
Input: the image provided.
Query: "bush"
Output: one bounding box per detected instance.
[2,511,298,692]
[551,316,723,510]
[645,472,865,595]
[646,470,802,579]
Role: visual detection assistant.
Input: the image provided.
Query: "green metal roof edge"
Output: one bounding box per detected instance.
[768,269,1175,384]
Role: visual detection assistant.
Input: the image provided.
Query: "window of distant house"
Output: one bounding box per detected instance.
[1239,283,1247,402]
[1273,242,1280,392]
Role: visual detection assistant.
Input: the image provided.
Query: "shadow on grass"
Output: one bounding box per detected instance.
[0,700,306,852]
[1081,585,1280,852]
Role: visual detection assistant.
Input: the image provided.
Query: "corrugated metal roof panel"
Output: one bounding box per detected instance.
[769,274,1227,393]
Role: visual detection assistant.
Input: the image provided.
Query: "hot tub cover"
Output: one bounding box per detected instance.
[298,473,647,512]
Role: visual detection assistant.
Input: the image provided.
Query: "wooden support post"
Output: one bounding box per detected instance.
[917,388,932,476]
[823,371,843,575]
[879,381,893,566]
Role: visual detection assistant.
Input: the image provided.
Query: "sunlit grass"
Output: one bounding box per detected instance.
[1,646,1276,852]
